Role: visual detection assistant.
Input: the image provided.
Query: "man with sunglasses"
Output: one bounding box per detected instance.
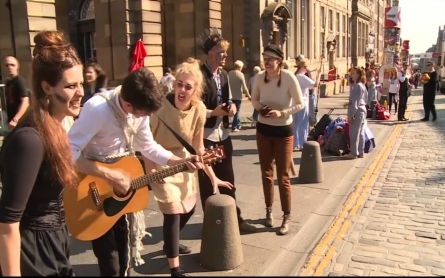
[197,28,257,233]
[421,61,438,121]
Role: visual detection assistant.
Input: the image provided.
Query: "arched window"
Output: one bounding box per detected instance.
[79,0,95,21]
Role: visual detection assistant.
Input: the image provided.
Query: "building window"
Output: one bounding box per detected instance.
[300,0,309,57]
[336,12,340,33]
[343,36,346,57]
[328,10,333,31]
[320,32,325,58]
[320,6,325,29]
[358,22,362,57]
[342,15,345,33]
[79,0,95,21]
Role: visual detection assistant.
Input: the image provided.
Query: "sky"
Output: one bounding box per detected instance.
[399,0,445,54]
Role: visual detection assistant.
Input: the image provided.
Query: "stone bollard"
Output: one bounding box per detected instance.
[299,141,324,183]
[200,194,243,271]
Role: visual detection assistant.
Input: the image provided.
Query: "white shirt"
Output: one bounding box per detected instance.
[296,73,315,106]
[68,89,173,165]
[389,78,399,94]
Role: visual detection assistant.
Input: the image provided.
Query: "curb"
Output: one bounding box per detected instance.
[296,97,418,276]
[256,108,397,276]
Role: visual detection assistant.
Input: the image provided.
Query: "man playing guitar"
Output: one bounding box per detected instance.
[67,68,203,276]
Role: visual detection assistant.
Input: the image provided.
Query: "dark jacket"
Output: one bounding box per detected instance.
[423,71,437,95]
[200,64,231,128]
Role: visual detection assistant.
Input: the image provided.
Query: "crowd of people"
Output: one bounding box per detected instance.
[0,26,442,278]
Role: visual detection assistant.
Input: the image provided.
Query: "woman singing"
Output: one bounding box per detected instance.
[345,67,368,159]
[147,58,232,277]
[251,45,304,235]
[0,31,83,276]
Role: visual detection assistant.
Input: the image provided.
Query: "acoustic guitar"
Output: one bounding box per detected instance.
[63,146,225,241]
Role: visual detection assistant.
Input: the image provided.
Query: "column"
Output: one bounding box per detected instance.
[221,0,245,68]
[141,0,163,78]
[7,0,57,82]
[94,0,114,83]
[0,2,14,80]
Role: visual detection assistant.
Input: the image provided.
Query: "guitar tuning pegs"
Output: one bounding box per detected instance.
[209,146,214,150]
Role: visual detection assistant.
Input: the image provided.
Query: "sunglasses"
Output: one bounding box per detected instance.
[176,83,193,91]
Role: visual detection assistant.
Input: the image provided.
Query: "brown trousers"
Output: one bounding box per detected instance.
[256,131,294,213]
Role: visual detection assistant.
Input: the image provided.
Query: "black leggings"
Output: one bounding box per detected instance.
[388,93,398,112]
[163,206,196,258]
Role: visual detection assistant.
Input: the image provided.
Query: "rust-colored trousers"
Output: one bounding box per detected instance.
[256,131,294,213]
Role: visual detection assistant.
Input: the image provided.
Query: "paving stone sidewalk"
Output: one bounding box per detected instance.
[325,94,445,277]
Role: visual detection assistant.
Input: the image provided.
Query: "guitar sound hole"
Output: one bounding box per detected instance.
[113,188,132,198]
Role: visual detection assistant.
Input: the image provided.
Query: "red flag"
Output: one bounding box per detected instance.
[129,39,147,72]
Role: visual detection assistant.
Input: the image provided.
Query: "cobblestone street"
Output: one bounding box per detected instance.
[319,94,445,276]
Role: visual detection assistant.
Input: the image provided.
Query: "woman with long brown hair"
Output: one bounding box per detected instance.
[0,31,83,276]
[81,62,107,106]
[251,44,304,235]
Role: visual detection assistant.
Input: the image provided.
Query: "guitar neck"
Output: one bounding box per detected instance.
[130,162,190,190]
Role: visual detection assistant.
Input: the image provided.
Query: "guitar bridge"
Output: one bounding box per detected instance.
[89,181,103,211]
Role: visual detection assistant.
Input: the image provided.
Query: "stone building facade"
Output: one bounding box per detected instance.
[0,0,384,86]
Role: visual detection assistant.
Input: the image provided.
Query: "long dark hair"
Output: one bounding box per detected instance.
[31,31,81,188]
[85,62,107,89]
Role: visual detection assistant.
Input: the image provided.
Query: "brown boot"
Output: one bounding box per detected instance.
[265,207,274,227]
[278,214,291,235]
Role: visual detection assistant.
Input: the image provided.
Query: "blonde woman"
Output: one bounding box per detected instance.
[251,45,304,235]
[147,58,233,277]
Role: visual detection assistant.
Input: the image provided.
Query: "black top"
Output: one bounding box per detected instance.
[0,118,66,231]
[4,75,29,122]
[200,64,230,129]
[423,71,438,95]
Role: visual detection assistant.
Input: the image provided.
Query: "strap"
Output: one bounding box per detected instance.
[97,90,136,155]
[154,114,196,155]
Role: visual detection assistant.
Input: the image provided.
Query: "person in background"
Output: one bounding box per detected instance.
[308,88,317,129]
[366,70,377,107]
[248,66,262,127]
[345,67,368,159]
[228,60,250,132]
[282,61,290,70]
[397,62,410,121]
[388,70,399,115]
[81,62,107,106]
[0,30,82,276]
[161,67,176,94]
[3,56,30,130]
[421,61,438,121]
[348,63,355,92]
[251,44,304,235]
[293,60,316,151]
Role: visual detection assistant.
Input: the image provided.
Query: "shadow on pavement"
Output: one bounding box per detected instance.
[142,222,204,246]
[70,236,92,256]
